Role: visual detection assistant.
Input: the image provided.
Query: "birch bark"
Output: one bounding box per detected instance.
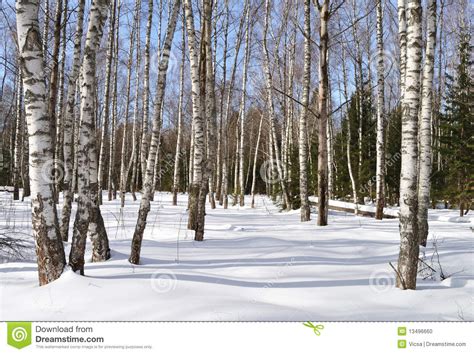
[69,0,111,274]
[397,0,423,290]
[418,0,437,246]
[16,0,66,285]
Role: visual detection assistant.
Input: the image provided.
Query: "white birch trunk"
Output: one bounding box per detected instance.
[172,26,186,206]
[375,0,386,219]
[262,0,290,210]
[16,0,66,285]
[398,0,408,100]
[418,0,437,246]
[60,0,85,241]
[396,0,422,290]
[185,0,206,238]
[299,0,311,221]
[316,0,330,226]
[13,73,23,201]
[97,0,117,205]
[237,6,251,207]
[118,6,137,208]
[129,0,181,264]
[69,0,111,274]
[140,0,153,181]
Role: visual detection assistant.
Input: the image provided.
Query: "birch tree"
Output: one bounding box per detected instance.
[398,0,407,100]
[299,0,311,221]
[119,10,137,208]
[262,0,291,210]
[315,0,330,226]
[172,21,186,206]
[129,0,181,264]
[418,0,437,246]
[16,0,66,285]
[396,0,423,290]
[60,0,84,241]
[140,0,153,181]
[375,0,386,219]
[13,73,22,201]
[97,0,117,205]
[69,0,111,275]
[185,0,207,238]
[238,5,251,206]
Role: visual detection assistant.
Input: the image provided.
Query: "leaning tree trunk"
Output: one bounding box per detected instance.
[396,0,422,290]
[69,0,111,275]
[418,0,437,246]
[299,0,311,221]
[16,0,66,285]
[316,0,329,226]
[375,0,386,220]
[128,0,181,265]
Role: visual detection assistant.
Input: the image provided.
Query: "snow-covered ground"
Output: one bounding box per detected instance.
[0,191,473,321]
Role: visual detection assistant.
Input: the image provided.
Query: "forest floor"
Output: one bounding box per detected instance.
[0,191,473,321]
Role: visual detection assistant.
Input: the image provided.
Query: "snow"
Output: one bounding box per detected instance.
[1,191,473,321]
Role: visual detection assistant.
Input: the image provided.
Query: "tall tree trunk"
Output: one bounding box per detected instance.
[48,0,63,202]
[98,0,117,205]
[13,73,22,201]
[316,0,329,226]
[375,0,386,220]
[61,0,85,241]
[262,0,290,210]
[119,7,137,208]
[204,0,217,211]
[341,43,358,214]
[185,0,206,238]
[238,7,251,207]
[396,0,422,290]
[172,22,186,206]
[418,0,437,246]
[54,0,68,201]
[216,0,230,204]
[127,0,142,202]
[129,0,181,265]
[221,0,249,209]
[108,0,121,201]
[69,0,111,275]
[16,0,66,285]
[299,0,311,221]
